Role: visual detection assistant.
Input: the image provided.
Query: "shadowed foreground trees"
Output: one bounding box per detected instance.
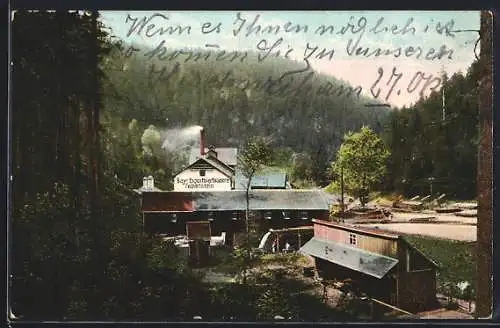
[10,10,205,320]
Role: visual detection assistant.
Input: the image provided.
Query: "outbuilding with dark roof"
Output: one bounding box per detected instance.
[300,220,439,314]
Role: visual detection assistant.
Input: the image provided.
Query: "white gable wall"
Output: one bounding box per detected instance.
[174,168,232,191]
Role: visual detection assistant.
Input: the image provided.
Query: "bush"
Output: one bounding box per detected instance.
[404,236,476,299]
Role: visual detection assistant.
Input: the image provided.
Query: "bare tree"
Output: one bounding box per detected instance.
[238,136,273,283]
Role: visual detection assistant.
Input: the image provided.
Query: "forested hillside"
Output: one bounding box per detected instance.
[101,40,391,187]
[383,60,481,200]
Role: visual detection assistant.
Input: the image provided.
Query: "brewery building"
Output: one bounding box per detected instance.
[137,128,336,246]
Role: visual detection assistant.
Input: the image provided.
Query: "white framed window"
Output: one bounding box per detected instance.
[349,233,357,245]
[199,169,206,176]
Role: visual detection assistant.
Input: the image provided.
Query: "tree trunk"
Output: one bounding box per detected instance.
[243,170,255,285]
[475,10,493,318]
[340,165,345,215]
[361,174,367,207]
[72,98,81,249]
[87,11,104,318]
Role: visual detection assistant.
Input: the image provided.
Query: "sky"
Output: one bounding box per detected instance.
[100,11,480,108]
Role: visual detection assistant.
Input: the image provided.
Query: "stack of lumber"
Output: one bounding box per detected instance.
[435,208,462,214]
[409,216,436,223]
[456,210,477,218]
[452,202,478,210]
[393,200,423,211]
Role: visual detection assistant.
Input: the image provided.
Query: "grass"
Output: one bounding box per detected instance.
[403,235,476,298]
[209,248,308,274]
[260,253,304,266]
[199,247,357,320]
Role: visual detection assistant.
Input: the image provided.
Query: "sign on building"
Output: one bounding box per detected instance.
[174,169,232,191]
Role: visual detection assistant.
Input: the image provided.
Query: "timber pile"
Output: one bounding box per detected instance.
[409,216,436,223]
[392,207,419,213]
[361,208,392,220]
[393,199,424,211]
[434,194,447,205]
[435,208,462,214]
[420,195,432,202]
[452,202,478,210]
[347,207,392,221]
[456,210,477,218]
[349,206,373,213]
[372,198,394,208]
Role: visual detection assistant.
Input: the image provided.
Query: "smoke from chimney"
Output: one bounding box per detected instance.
[160,125,203,153]
[200,128,205,157]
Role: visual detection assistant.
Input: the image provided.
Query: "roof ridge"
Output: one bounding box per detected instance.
[399,236,440,268]
[203,155,234,173]
[174,157,233,178]
[313,236,399,261]
[312,220,400,239]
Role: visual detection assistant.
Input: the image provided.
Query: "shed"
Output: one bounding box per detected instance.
[300,219,438,313]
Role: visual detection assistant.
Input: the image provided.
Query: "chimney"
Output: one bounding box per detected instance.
[200,128,205,157]
[143,176,154,190]
[207,145,217,158]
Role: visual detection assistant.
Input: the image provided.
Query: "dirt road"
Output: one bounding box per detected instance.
[391,211,476,225]
[348,207,477,241]
[360,223,476,241]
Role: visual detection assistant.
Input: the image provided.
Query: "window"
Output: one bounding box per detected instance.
[407,248,431,272]
[199,170,206,176]
[349,233,357,245]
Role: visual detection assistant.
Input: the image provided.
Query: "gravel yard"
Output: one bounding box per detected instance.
[391,212,477,225]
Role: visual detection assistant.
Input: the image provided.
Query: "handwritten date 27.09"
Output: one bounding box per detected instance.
[370,67,442,102]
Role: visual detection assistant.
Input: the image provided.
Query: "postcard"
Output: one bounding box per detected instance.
[8,10,492,322]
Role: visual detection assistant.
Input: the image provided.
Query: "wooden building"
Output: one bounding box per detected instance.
[300,219,438,313]
[140,190,331,244]
[175,146,235,191]
[176,128,290,192]
[185,221,211,265]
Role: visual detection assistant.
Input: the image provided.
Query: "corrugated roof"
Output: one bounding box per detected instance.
[299,237,399,279]
[194,190,330,211]
[189,147,238,166]
[142,190,331,212]
[234,170,288,189]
